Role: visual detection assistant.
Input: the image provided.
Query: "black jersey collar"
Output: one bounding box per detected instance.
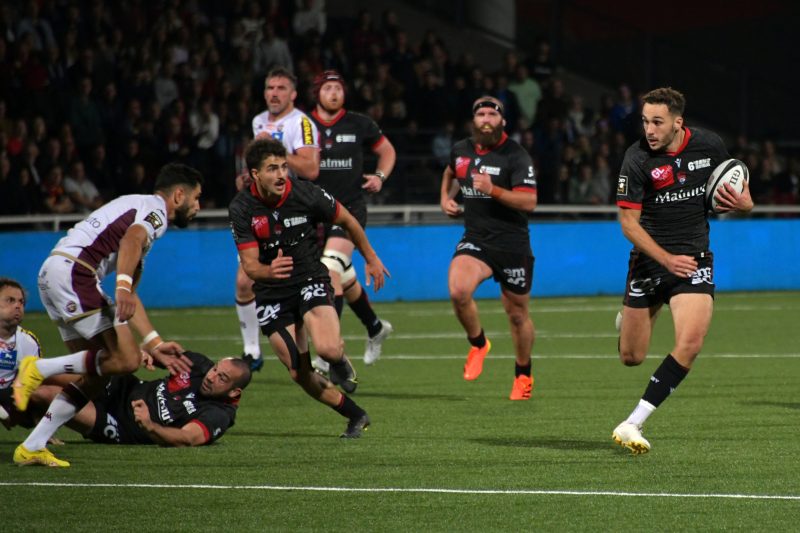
[249,178,293,208]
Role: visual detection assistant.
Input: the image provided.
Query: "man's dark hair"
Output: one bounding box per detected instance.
[265,66,297,89]
[642,87,686,117]
[225,358,252,389]
[245,138,288,172]
[153,163,204,193]
[0,277,24,296]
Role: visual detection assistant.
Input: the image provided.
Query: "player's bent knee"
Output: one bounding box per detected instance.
[619,349,646,366]
[321,249,350,278]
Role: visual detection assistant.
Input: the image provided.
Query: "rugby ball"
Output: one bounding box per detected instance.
[705,159,748,212]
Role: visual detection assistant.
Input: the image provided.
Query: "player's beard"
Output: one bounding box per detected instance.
[471,123,503,147]
[173,203,194,228]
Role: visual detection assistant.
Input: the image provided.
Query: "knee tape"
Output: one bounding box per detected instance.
[321,249,356,284]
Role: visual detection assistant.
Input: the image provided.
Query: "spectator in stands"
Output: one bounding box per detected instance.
[254,22,293,78]
[64,159,103,212]
[68,76,104,155]
[17,0,56,52]
[508,64,542,127]
[40,164,74,214]
[527,40,556,86]
[293,0,326,40]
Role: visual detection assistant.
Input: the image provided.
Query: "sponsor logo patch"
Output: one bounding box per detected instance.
[251,215,271,239]
[301,117,314,145]
[650,165,675,190]
[617,175,628,195]
[144,211,164,230]
[455,157,470,179]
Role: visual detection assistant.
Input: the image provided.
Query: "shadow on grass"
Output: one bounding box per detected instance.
[470,436,608,451]
[352,392,467,401]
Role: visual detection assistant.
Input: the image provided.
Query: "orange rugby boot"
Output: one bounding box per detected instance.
[463,339,491,381]
[509,374,534,400]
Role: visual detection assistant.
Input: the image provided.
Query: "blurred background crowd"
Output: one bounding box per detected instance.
[0,0,797,216]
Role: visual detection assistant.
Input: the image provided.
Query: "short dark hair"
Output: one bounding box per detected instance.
[265,66,297,89]
[245,138,287,172]
[0,277,24,296]
[642,87,686,117]
[153,163,204,193]
[224,357,252,389]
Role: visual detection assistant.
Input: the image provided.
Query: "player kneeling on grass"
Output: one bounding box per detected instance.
[12,351,250,467]
[229,138,388,438]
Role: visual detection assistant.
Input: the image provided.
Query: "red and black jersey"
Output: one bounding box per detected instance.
[125,351,237,444]
[311,108,386,209]
[449,133,537,252]
[616,127,729,254]
[228,176,340,290]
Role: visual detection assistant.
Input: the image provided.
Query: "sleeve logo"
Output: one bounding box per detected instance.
[301,117,314,145]
[144,211,164,230]
[617,175,628,195]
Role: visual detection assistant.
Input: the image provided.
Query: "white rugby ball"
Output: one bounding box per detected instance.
[705,159,748,212]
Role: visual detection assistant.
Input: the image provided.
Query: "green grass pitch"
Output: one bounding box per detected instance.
[2,292,799,531]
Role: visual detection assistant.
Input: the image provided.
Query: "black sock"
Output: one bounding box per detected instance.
[333,394,366,419]
[515,362,531,377]
[348,288,381,337]
[642,354,689,408]
[468,329,486,349]
[334,295,344,317]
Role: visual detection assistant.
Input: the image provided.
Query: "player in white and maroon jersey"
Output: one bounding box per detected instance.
[440,96,538,401]
[235,66,320,372]
[310,70,397,367]
[0,278,42,427]
[611,87,753,455]
[12,163,203,467]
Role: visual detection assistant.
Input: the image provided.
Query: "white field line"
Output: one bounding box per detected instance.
[147,304,796,318]
[167,332,621,342]
[0,481,797,501]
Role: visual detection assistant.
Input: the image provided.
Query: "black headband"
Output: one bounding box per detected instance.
[472,100,504,116]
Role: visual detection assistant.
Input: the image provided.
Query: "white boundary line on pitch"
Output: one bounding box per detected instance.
[366,353,800,360]
[0,481,797,501]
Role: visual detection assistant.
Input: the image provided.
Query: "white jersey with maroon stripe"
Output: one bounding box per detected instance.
[52,194,169,280]
[0,327,41,389]
[251,108,319,178]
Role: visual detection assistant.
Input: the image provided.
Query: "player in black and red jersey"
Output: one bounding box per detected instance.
[310,70,397,367]
[15,351,249,450]
[612,87,753,454]
[440,96,538,400]
[228,138,388,438]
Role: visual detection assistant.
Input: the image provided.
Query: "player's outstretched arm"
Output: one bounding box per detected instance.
[131,399,207,446]
[334,205,388,291]
[127,295,192,375]
[287,146,320,180]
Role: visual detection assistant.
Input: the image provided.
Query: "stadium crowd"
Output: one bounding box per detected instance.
[0,0,796,215]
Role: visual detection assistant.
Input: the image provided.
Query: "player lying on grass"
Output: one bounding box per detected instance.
[10,351,251,467]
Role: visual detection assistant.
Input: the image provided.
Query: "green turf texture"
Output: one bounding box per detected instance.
[2,292,799,531]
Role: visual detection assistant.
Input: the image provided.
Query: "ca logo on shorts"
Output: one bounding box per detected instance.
[257,303,281,325]
[301,284,327,302]
[104,413,120,442]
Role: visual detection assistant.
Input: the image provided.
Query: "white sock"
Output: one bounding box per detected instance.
[22,393,77,451]
[626,399,656,427]
[35,351,88,378]
[236,301,261,358]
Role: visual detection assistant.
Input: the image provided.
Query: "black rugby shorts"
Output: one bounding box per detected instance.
[453,238,534,295]
[623,250,715,308]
